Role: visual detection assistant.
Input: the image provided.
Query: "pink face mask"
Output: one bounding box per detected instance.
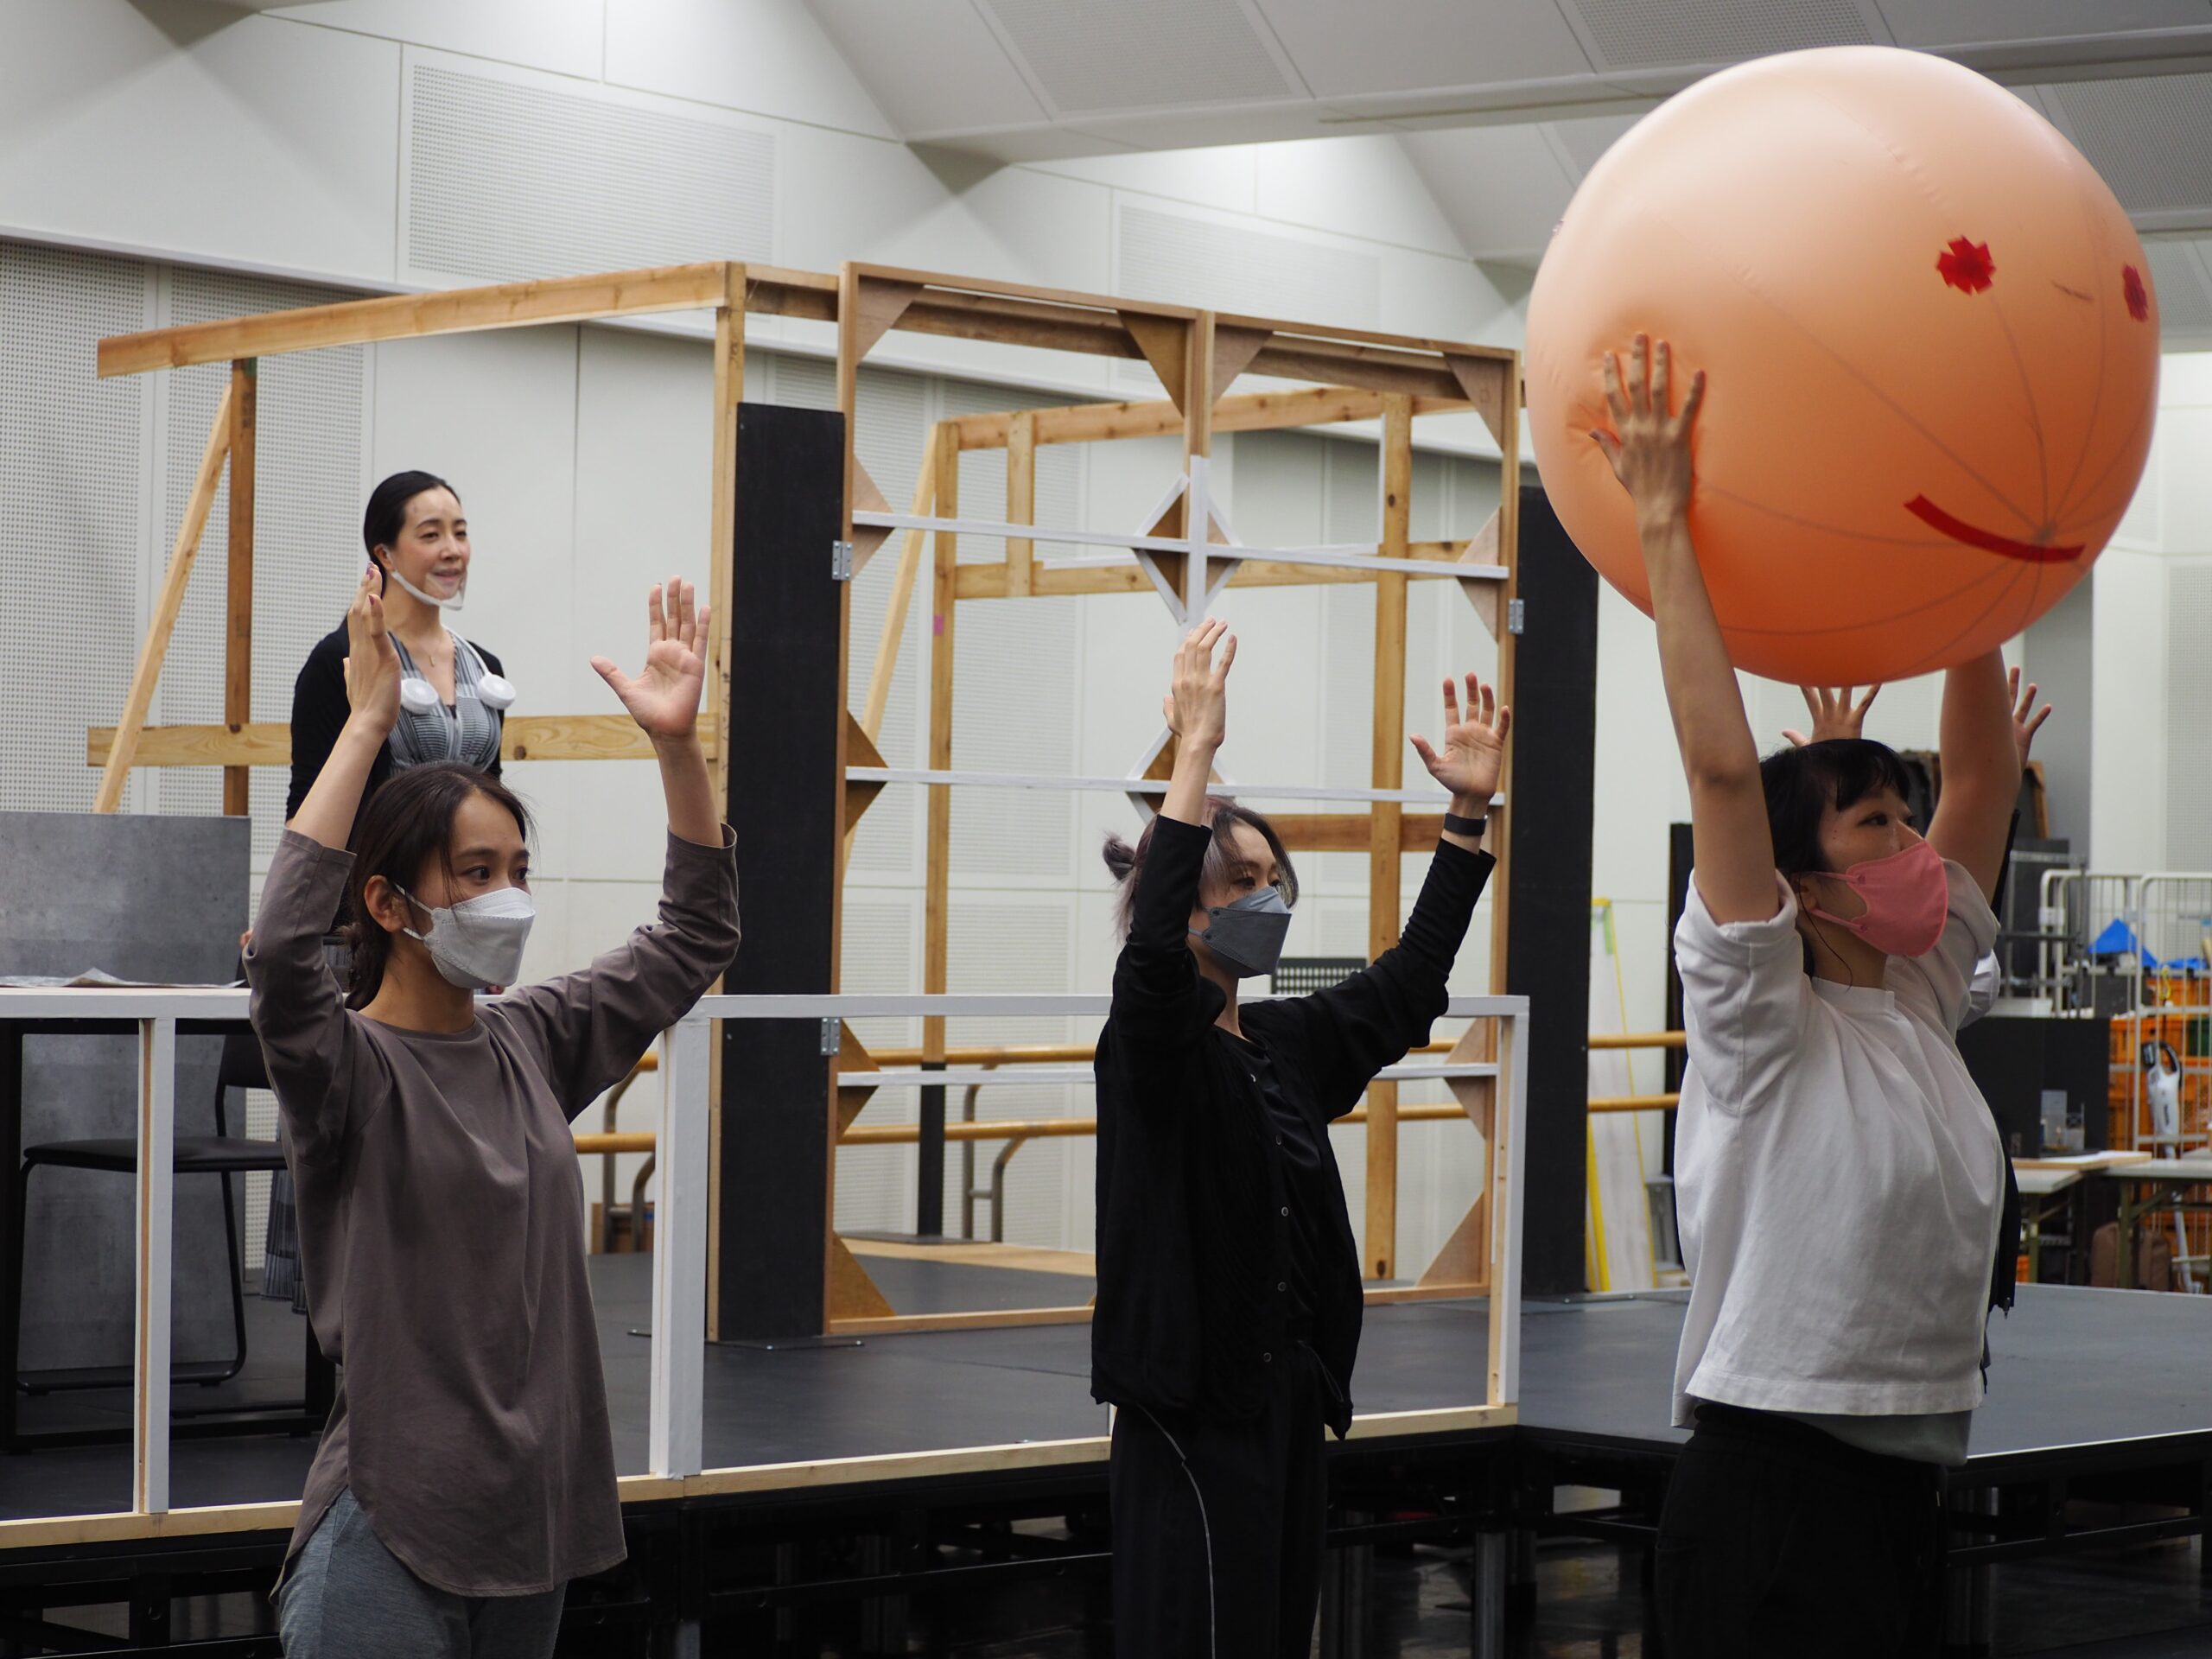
[1799,838,1948,959]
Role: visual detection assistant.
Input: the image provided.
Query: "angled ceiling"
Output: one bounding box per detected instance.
[806,0,2212,346]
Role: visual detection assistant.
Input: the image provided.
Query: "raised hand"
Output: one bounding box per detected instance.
[341,563,402,735]
[1783,683,1882,747]
[1162,617,1235,753]
[1411,672,1511,806]
[593,578,709,743]
[1592,335,1705,525]
[2008,664,2052,766]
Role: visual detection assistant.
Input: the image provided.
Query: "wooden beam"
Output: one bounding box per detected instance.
[860,424,941,744]
[94,386,233,813]
[99,263,737,378]
[950,385,1472,453]
[899,292,1147,360]
[1269,812,1446,853]
[1006,412,1036,598]
[90,712,723,770]
[1363,393,1414,1281]
[923,435,959,1072]
[741,264,842,321]
[844,263,1197,321]
[222,360,257,817]
[1249,340,1465,403]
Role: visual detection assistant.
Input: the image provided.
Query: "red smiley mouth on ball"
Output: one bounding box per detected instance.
[1904,496,2084,563]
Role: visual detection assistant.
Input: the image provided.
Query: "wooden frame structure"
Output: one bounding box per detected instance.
[86,258,1524,1334]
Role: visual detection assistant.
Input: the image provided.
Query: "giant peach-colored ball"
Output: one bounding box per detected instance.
[1525,47,2158,683]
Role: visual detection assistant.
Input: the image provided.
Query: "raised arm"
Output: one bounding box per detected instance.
[495,580,740,1116]
[1592,336,1777,924]
[250,566,400,1160]
[1927,650,2021,898]
[288,566,400,848]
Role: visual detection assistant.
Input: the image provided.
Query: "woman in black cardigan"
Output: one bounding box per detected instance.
[1095,616,1508,1658]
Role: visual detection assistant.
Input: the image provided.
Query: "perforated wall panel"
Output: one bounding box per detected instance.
[1116,206,1381,333]
[155,270,365,849]
[2143,243,2212,340]
[406,65,774,285]
[0,242,148,815]
[2166,565,2212,868]
[983,0,1291,114]
[1561,0,1876,70]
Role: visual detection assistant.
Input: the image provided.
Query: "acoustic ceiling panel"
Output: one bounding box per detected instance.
[1560,0,1882,71]
[982,0,1295,115]
[405,63,773,286]
[2039,72,2212,221]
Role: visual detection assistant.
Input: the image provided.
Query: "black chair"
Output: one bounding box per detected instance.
[13,1028,283,1400]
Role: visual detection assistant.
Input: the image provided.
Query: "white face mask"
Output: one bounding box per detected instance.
[385,562,467,613]
[392,882,534,990]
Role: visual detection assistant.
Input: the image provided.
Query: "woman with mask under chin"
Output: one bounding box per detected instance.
[1592,334,2018,1658]
[1092,615,1509,1659]
[250,567,737,1657]
[286,471,515,853]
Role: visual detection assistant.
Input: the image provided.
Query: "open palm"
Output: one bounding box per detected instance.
[593,578,708,741]
[1411,672,1510,803]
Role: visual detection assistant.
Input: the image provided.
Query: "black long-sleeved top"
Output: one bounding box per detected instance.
[1091,815,1494,1434]
[285,619,505,849]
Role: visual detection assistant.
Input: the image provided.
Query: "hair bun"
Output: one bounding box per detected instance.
[1101,832,1139,882]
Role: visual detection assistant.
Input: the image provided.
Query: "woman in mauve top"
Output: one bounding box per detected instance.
[248,565,738,1658]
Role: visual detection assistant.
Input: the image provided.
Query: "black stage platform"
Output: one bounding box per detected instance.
[2,1261,2206,1655]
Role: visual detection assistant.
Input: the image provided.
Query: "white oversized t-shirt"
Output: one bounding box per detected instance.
[1671,860,2005,1433]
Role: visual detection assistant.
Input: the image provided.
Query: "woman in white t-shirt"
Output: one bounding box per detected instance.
[1588,337,2022,1658]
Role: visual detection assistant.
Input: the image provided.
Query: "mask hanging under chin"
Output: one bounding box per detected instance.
[385,563,466,613]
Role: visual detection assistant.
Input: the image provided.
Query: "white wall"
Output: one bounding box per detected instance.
[2084,352,2212,874]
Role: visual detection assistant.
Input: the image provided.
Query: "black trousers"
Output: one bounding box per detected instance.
[1655,1403,1947,1659]
[1109,1349,1328,1659]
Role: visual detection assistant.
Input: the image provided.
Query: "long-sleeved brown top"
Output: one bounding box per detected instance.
[246,825,740,1597]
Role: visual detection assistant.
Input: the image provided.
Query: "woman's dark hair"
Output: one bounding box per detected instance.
[363,470,460,576]
[342,763,530,1008]
[1103,796,1299,937]
[1759,738,1913,879]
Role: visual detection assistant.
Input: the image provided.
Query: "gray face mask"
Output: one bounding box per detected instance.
[1191,886,1293,979]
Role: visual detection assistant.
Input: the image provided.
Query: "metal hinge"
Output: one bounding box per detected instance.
[831,540,855,581]
[1507,597,1525,635]
[820,1017,842,1057]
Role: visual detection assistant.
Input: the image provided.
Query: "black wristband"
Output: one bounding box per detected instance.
[1442,812,1488,840]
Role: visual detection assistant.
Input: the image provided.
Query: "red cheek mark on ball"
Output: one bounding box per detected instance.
[1936,238,1995,295]
[1905,496,2082,563]
[2123,264,2150,321]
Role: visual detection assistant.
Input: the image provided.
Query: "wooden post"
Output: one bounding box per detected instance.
[1007,412,1036,599]
[923,438,960,1074]
[860,425,941,744]
[1488,362,1522,999]
[95,385,233,814]
[222,360,257,817]
[1363,394,1414,1280]
[703,270,743,1340]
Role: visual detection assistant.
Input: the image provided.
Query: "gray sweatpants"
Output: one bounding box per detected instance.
[277,1491,567,1659]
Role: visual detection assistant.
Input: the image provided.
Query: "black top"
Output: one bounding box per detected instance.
[1231,1030,1323,1327]
[1091,815,1493,1434]
[285,619,505,851]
